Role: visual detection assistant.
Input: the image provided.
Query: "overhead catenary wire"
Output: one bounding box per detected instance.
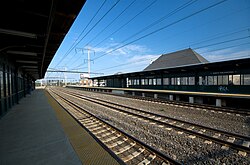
[198,42,250,54]
[85,0,138,46]
[93,40,250,74]
[120,0,198,44]
[70,1,247,73]
[93,0,228,61]
[63,0,158,70]
[93,0,158,48]
[164,6,250,53]
[59,0,108,65]
[54,0,121,68]
[193,35,250,50]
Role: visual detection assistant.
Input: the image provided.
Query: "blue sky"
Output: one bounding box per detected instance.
[46,0,250,81]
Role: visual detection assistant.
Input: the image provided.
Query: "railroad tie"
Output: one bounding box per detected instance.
[177,131,183,134]
[114,142,136,155]
[102,134,121,143]
[198,129,206,134]
[176,123,184,127]
[204,140,212,144]
[138,154,156,165]
[165,127,172,131]
[169,121,176,125]
[107,139,126,148]
[221,137,235,150]
[242,141,250,148]
[188,135,196,139]
[212,133,221,138]
[123,147,145,162]
[187,126,194,130]
[238,141,250,156]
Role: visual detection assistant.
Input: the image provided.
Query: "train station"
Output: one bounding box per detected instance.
[1,0,250,164]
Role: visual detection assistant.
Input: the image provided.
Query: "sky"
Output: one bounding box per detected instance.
[45,0,250,81]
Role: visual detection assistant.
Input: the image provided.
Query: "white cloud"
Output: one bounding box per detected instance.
[127,54,160,64]
[86,43,149,56]
[198,48,250,62]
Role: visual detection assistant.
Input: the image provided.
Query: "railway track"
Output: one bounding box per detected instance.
[56,87,250,157]
[73,87,250,116]
[48,88,181,165]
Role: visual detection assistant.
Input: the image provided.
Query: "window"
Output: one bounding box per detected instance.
[243,74,250,85]
[144,79,148,85]
[213,76,217,85]
[141,79,145,85]
[0,70,3,98]
[5,72,8,96]
[233,74,240,85]
[9,72,12,95]
[177,77,181,85]
[156,78,162,85]
[128,79,131,86]
[181,77,188,85]
[153,79,157,85]
[163,78,169,85]
[149,79,152,85]
[218,75,228,85]
[136,79,140,85]
[207,76,214,85]
[189,77,195,85]
[198,76,202,85]
[133,79,137,85]
[171,78,175,85]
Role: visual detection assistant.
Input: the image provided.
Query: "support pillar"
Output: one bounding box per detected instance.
[216,98,222,107]
[132,92,135,96]
[154,94,158,99]
[189,96,194,103]
[176,95,180,101]
[169,95,173,101]
[142,93,145,97]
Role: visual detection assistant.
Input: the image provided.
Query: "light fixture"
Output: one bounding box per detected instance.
[0,28,37,39]
[7,50,37,56]
[16,60,38,64]
[20,66,38,68]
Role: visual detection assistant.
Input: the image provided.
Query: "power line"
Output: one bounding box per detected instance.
[93,0,158,48]
[54,0,107,68]
[85,0,138,46]
[198,42,250,54]
[93,0,228,61]
[64,0,158,70]
[54,0,121,68]
[164,6,250,53]
[93,40,250,74]
[193,36,250,50]
[121,0,198,44]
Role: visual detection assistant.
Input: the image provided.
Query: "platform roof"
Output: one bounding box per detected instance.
[144,48,208,71]
[0,0,86,80]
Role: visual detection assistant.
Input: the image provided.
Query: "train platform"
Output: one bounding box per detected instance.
[0,89,120,165]
[67,85,250,109]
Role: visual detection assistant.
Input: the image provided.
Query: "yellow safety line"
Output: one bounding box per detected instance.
[45,90,120,165]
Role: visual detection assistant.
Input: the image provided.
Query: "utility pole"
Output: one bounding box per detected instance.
[87,47,91,78]
[64,67,67,86]
[75,47,95,86]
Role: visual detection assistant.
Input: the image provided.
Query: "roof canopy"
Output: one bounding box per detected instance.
[0,0,86,80]
[144,48,208,71]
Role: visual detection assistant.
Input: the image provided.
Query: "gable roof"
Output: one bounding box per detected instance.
[144,48,208,71]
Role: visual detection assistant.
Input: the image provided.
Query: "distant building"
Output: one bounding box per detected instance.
[144,48,208,71]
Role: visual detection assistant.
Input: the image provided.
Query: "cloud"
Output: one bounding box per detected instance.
[198,48,250,62]
[127,54,160,64]
[86,43,149,56]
